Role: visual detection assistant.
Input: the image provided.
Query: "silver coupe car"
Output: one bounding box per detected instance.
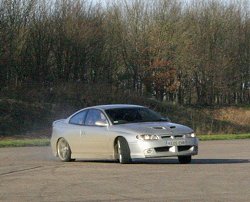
[51,104,198,164]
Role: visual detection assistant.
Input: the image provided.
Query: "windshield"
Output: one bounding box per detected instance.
[105,107,169,125]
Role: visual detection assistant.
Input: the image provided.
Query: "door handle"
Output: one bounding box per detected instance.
[80,130,85,136]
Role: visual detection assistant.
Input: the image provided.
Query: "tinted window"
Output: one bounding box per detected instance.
[105,107,168,125]
[85,109,108,126]
[69,110,88,125]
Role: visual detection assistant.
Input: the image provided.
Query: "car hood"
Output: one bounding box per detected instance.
[112,122,193,136]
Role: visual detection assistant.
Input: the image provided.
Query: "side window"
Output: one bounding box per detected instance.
[85,109,108,126]
[69,110,88,125]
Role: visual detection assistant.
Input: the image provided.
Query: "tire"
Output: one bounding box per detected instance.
[178,155,192,164]
[117,137,131,164]
[57,138,72,162]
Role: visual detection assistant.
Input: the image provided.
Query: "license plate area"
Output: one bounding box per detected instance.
[166,140,186,146]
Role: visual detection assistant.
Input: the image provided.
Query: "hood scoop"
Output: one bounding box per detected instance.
[151,125,176,130]
[151,126,166,130]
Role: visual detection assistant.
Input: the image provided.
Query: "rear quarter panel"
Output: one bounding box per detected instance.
[51,119,81,156]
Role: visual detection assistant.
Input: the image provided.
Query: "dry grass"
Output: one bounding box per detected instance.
[202,107,250,127]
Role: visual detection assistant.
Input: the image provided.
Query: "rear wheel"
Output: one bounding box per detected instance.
[57,138,72,162]
[117,137,131,164]
[178,155,192,164]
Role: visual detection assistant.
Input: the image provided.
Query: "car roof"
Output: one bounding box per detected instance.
[85,104,145,110]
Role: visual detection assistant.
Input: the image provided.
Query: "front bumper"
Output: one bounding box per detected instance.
[129,137,198,159]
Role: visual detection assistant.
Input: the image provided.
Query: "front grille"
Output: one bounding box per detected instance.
[161,135,184,139]
[174,135,183,138]
[155,146,171,152]
[178,146,192,152]
[161,135,171,139]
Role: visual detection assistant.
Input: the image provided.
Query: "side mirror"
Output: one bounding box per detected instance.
[95,120,108,127]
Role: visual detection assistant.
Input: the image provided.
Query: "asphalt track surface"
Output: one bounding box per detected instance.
[0,140,250,202]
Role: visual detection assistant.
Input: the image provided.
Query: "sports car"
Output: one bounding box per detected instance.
[51,104,198,164]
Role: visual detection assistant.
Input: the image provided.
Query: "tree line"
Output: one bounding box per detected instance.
[0,0,250,105]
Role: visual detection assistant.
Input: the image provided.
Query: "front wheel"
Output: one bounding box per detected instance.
[57,138,72,162]
[117,137,131,164]
[178,155,192,164]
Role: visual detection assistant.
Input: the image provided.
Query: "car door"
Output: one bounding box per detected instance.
[67,110,88,155]
[80,109,111,158]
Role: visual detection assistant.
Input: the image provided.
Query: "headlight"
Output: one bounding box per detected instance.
[184,133,196,138]
[136,134,159,140]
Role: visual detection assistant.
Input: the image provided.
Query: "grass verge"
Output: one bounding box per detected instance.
[0,134,250,148]
[0,138,50,148]
[197,134,250,141]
